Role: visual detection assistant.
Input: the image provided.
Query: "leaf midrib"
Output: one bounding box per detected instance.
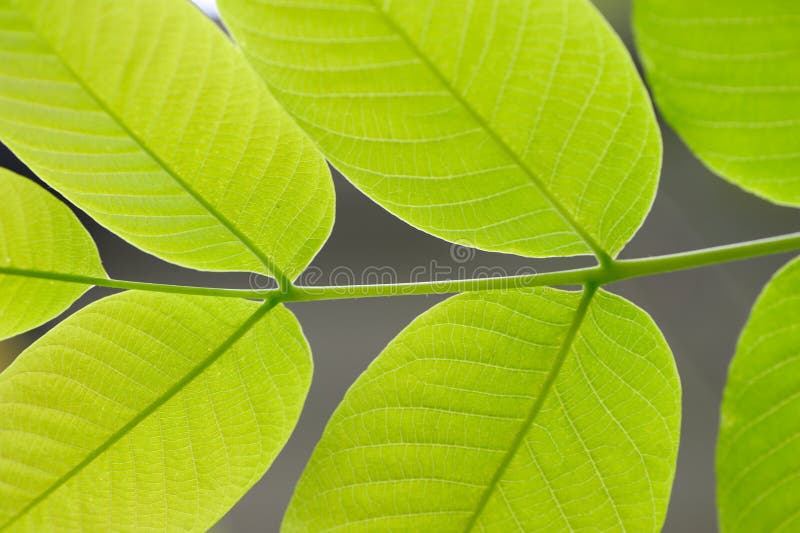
[462,285,598,532]
[11,6,292,289]
[0,299,278,531]
[365,0,613,267]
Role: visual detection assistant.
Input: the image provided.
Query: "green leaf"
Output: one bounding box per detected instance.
[0,0,334,283]
[219,0,661,262]
[0,168,105,340]
[717,256,800,532]
[633,1,800,206]
[284,287,680,532]
[0,291,312,531]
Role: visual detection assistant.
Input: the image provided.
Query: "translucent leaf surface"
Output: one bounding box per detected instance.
[285,287,680,532]
[634,0,800,206]
[0,291,312,531]
[717,256,800,532]
[0,168,104,340]
[0,0,334,282]
[219,0,661,261]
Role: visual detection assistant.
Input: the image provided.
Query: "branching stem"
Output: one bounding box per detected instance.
[282,231,800,301]
[2,231,798,303]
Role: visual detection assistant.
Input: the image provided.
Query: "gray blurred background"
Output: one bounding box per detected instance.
[1,1,798,531]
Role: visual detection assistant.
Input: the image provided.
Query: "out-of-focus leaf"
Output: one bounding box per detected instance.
[634,0,800,205]
[717,256,800,532]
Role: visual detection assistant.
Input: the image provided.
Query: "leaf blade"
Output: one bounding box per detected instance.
[0,169,105,340]
[0,0,334,280]
[717,256,800,532]
[284,287,680,532]
[0,292,312,531]
[219,0,661,260]
[633,0,800,205]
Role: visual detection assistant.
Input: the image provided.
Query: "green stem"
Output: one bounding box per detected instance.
[3,231,798,303]
[283,231,800,302]
[0,266,268,300]
[604,232,800,281]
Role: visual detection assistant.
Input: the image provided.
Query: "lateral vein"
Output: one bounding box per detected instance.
[462,284,598,532]
[0,299,278,531]
[9,7,293,290]
[364,0,614,267]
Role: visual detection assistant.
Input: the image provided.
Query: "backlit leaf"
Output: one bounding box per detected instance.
[285,287,680,532]
[0,291,312,531]
[634,0,800,205]
[717,256,800,532]
[219,0,662,261]
[0,0,334,282]
[0,168,104,340]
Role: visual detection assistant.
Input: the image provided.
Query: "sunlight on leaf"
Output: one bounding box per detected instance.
[717,256,800,532]
[0,169,104,340]
[0,0,334,282]
[0,291,312,531]
[634,0,800,206]
[219,0,661,262]
[285,287,680,532]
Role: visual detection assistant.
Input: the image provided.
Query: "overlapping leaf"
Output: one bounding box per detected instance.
[0,169,104,340]
[285,287,680,532]
[634,0,800,206]
[220,0,661,261]
[0,291,312,531]
[0,0,334,282]
[717,257,800,532]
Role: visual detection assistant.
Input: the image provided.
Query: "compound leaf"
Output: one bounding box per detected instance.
[634,0,800,206]
[219,0,661,261]
[0,291,312,531]
[284,287,680,532]
[0,0,334,283]
[717,256,800,532]
[0,168,105,340]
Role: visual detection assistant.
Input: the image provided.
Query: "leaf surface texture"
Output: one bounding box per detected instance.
[219,0,661,260]
[0,0,334,281]
[0,169,104,340]
[0,292,312,531]
[284,287,680,532]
